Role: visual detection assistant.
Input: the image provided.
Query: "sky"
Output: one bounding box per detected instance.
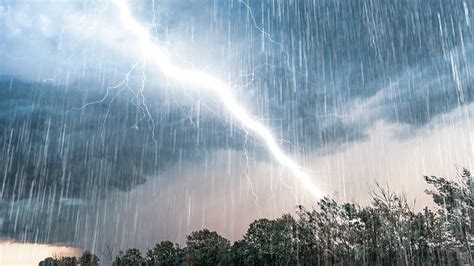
[0,0,473,263]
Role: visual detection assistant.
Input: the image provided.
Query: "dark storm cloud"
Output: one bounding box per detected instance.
[0,75,249,243]
[245,0,474,147]
[345,41,474,131]
[0,0,473,246]
[0,77,250,201]
[154,0,473,148]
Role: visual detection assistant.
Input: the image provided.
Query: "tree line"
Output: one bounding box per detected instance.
[40,169,473,265]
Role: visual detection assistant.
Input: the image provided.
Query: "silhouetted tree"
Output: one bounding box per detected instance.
[239,214,302,264]
[113,248,145,266]
[78,250,99,266]
[146,240,183,265]
[38,256,77,266]
[229,239,258,265]
[425,168,473,264]
[38,170,473,265]
[38,257,58,266]
[185,229,230,265]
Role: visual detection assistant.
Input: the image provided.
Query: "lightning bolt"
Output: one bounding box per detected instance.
[112,0,325,199]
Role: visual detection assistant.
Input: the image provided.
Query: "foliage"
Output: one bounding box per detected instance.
[184,229,231,265]
[40,169,473,265]
[38,256,77,266]
[146,240,184,265]
[424,169,473,264]
[112,248,146,266]
[233,214,302,264]
[38,250,100,266]
[78,250,100,266]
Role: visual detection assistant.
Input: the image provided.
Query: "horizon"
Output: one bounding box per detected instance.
[0,0,473,264]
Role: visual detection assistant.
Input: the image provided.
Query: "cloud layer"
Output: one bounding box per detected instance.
[0,0,473,254]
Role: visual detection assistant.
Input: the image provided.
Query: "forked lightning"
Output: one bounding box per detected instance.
[113,0,325,199]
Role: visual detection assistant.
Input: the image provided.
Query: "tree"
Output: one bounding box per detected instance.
[146,240,183,265]
[360,185,411,264]
[78,250,99,266]
[425,168,473,264]
[229,239,258,265]
[38,256,77,266]
[112,248,145,266]
[38,257,58,266]
[409,207,449,264]
[185,229,230,265]
[241,214,302,264]
[297,197,361,264]
[36,169,473,265]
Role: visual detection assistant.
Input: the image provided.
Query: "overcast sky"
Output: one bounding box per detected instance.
[0,0,473,260]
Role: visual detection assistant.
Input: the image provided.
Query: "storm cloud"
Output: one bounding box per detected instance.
[0,0,473,256]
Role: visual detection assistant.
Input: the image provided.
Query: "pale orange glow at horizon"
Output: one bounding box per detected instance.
[0,241,79,266]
